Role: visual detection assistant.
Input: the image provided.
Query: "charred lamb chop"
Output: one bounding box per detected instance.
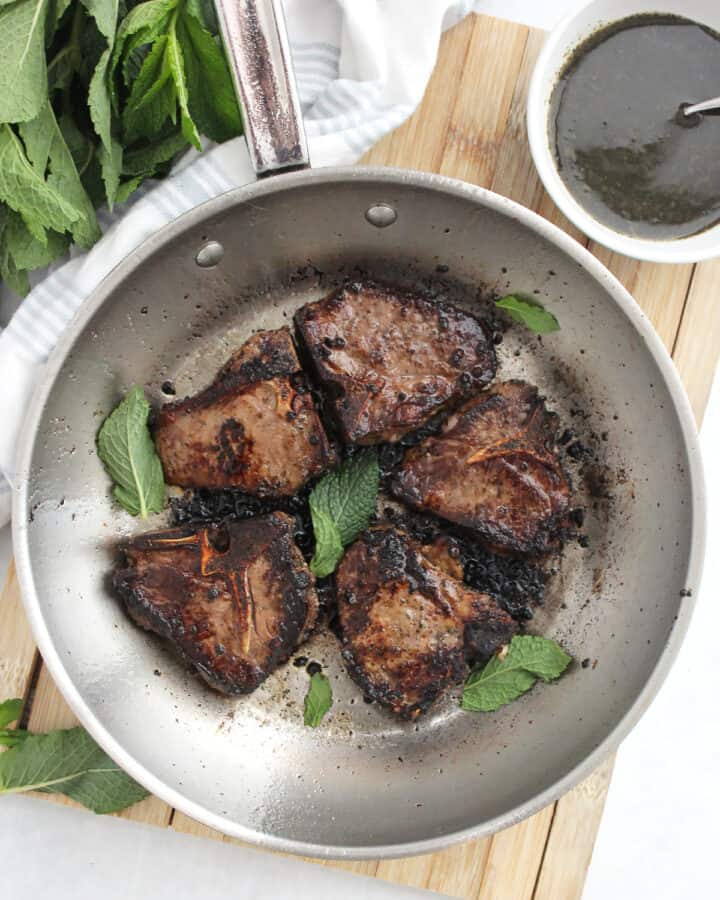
[294,282,496,444]
[336,527,516,718]
[392,381,571,555]
[155,327,335,495]
[113,513,318,694]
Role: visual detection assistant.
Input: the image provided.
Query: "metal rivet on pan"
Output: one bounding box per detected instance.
[195,240,224,267]
[365,203,397,228]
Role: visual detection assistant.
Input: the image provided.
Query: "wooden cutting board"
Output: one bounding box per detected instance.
[2,13,719,899]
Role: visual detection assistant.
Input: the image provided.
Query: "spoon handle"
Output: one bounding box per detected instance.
[683,95,720,116]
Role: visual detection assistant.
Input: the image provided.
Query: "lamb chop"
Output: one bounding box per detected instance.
[294,282,496,444]
[155,327,335,495]
[113,513,318,694]
[392,381,571,555]
[336,527,516,718]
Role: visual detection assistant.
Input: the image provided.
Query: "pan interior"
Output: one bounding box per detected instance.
[19,174,698,854]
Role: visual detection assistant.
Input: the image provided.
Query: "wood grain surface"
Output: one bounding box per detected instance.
[2,13,719,900]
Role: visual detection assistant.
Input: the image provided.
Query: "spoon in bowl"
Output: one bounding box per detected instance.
[678,95,720,126]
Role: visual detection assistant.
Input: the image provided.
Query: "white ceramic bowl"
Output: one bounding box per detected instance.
[527,0,720,263]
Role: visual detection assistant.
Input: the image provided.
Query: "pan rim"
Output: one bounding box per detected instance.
[12,165,706,860]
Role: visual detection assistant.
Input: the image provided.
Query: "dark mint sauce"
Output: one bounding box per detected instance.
[550,14,720,240]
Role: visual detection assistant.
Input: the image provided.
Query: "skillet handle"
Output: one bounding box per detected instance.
[214,0,310,176]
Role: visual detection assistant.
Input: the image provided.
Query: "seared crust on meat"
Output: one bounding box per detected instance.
[113,513,318,694]
[294,282,496,444]
[392,381,571,555]
[336,528,516,718]
[155,327,335,495]
[421,536,517,658]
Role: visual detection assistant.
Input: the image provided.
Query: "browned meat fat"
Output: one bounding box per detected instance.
[336,528,516,718]
[392,381,571,555]
[113,513,319,694]
[294,282,496,444]
[155,327,335,495]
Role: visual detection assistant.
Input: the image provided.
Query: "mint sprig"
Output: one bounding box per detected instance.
[303,674,332,727]
[0,0,242,294]
[495,295,560,335]
[0,699,24,746]
[309,450,380,577]
[461,635,572,712]
[97,386,165,517]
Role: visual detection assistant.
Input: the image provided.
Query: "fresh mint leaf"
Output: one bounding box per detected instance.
[0,124,80,240]
[178,9,241,143]
[0,213,31,296]
[110,0,175,77]
[0,260,30,296]
[308,450,379,576]
[122,36,177,143]
[0,699,22,729]
[97,133,123,205]
[121,37,153,91]
[0,730,30,749]
[165,19,201,150]
[19,108,53,173]
[122,128,186,175]
[461,635,572,712]
[502,634,572,682]
[495,295,560,335]
[97,385,165,517]
[309,507,344,578]
[0,725,149,813]
[20,102,101,247]
[82,0,122,206]
[110,0,177,109]
[303,673,332,727]
[184,0,218,33]
[0,700,28,750]
[80,0,118,39]
[310,450,380,547]
[114,173,146,203]
[3,208,69,271]
[0,0,49,124]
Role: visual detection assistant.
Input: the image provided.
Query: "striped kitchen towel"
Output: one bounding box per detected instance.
[0,0,475,525]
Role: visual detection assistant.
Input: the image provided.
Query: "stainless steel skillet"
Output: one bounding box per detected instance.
[12,0,705,859]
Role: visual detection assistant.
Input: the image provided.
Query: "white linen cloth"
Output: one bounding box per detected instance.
[2,794,451,900]
[0,0,475,525]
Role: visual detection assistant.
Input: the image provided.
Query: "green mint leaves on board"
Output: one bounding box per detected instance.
[0,0,51,125]
[0,700,22,730]
[0,699,29,749]
[461,635,572,712]
[0,705,149,813]
[0,699,25,748]
[309,450,380,577]
[303,673,333,727]
[97,386,165,518]
[495,295,560,335]
[0,0,242,294]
